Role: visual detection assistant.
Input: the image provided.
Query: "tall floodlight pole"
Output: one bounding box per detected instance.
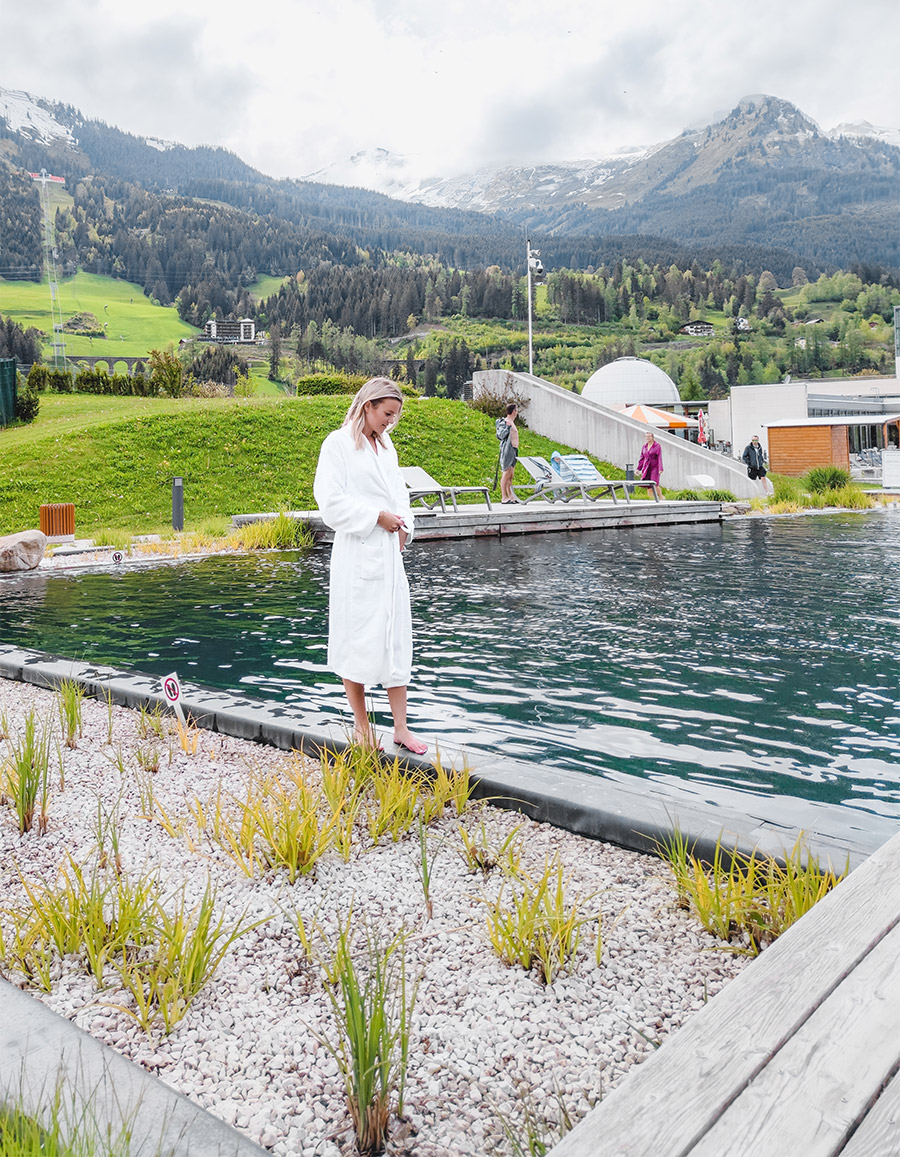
[526,239,543,376]
[526,237,534,375]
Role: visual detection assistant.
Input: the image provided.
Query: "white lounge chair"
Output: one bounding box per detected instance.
[553,453,660,502]
[513,456,587,503]
[401,466,493,512]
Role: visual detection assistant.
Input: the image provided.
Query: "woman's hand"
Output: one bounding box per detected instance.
[377,510,406,534]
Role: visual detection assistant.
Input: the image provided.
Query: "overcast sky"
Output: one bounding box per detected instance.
[3,0,898,182]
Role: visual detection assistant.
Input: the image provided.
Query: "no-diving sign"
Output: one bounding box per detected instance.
[163,673,181,705]
[162,671,186,725]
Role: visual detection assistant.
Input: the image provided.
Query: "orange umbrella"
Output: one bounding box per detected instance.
[621,404,699,429]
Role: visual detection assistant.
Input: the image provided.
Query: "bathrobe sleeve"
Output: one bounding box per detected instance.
[314,429,382,538]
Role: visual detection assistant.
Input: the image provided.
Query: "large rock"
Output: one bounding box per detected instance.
[0,529,47,572]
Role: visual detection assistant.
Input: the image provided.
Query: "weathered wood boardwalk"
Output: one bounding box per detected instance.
[234,499,724,542]
[549,827,900,1157]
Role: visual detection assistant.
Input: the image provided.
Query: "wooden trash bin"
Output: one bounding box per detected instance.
[39,503,75,539]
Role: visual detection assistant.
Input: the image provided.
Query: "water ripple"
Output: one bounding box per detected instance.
[1,513,899,818]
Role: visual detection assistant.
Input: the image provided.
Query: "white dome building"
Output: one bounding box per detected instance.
[582,357,680,408]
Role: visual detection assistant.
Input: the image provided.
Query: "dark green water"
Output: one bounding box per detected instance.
[1,513,898,821]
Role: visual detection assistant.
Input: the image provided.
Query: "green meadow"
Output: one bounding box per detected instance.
[0,271,199,360]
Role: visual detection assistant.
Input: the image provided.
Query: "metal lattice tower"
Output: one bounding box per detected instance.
[32,169,67,370]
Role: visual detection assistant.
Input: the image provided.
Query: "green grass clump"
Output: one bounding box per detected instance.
[769,473,804,503]
[669,489,701,501]
[701,488,736,502]
[656,830,847,955]
[821,485,875,509]
[0,1080,138,1157]
[806,465,850,492]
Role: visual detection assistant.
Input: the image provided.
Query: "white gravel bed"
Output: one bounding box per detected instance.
[0,679,749,1155]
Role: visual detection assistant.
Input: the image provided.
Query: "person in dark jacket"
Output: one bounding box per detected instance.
[742,435,768,479]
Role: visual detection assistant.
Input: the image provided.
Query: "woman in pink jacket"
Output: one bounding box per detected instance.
[637,432,663,500]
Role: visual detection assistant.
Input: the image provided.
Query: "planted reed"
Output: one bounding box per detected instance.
[367,758,428,844]
[483,857,602,984]
[655,831,847,954]
[317,919,418,1155]
[494,1080,584,1157]
[458,819,524,877]
[227,513,315,551]
[3,711,53,834]
[205,762,337,881]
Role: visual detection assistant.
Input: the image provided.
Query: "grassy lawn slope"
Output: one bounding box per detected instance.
[0,396,625,535]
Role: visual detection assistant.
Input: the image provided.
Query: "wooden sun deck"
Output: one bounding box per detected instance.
[549,827,900,1157]
[233,499,724,542]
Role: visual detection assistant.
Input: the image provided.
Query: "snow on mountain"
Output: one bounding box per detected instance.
[0,87,74,146]
[829,120,900,149]
[303,148,425,197]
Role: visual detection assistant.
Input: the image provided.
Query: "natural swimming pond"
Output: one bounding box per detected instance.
[1,512,899,824]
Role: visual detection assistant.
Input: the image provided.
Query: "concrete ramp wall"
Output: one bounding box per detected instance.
[474,370,765,500]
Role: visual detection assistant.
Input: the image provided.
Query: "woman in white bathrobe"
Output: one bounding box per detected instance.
[313,378,427,755]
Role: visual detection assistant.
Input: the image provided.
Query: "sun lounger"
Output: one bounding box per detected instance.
[513,456,587,503]
[552,453,660,502]
[400,466,493,513]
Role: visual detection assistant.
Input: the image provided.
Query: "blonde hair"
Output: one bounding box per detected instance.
[343,377,404,449]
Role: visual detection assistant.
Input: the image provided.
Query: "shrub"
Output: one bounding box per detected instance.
[25,364,50,394]
[14,376,40,423]
[670,489,701,501]
[467,372,530,421]
[822,485,875,510]
[701,489,736,502]
[294,373,364,396]
[47,369,74,393]
[806,466,850,492]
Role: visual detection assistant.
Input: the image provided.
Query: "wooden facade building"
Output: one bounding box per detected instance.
[766,415,900,476]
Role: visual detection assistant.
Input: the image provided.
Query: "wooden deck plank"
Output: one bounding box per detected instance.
[838,1067,900,1157]
[548,830,900,1157]
[688,921,900,1156]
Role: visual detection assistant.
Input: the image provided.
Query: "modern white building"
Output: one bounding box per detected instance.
[708,377,900,461]
[203,318,256,344]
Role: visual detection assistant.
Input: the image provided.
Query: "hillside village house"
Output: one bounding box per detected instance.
[203,318,256,343]
[678,321,715,337]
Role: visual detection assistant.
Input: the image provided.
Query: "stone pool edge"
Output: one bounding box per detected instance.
[0,645,892,872]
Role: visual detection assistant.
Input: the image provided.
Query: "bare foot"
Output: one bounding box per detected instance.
[392,731,428,755]
[353,727,383,751]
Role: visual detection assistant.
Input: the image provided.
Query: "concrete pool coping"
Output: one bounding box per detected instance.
[0,645,893,871]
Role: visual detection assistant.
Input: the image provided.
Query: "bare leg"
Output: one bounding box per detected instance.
[387,685,427,754]
[500,465,515,502]
[342,678,380,747]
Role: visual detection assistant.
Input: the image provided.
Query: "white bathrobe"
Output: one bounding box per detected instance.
[313,425,415,687]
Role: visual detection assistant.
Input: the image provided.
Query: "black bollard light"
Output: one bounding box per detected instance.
[172,476,184,531]
[625,463,634,498]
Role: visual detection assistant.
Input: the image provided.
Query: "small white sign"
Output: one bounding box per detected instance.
[162,671,187,727]
[162,672,182,705]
